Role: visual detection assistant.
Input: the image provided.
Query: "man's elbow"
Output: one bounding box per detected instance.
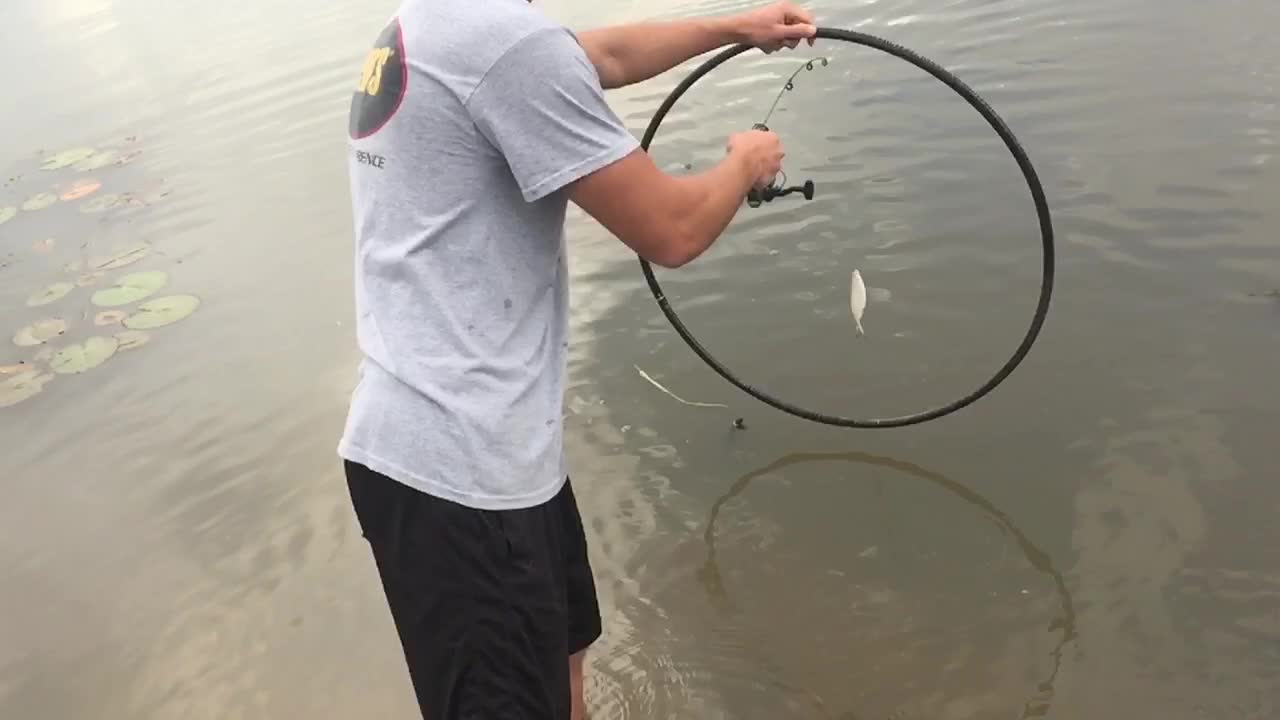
[644,225,701,269]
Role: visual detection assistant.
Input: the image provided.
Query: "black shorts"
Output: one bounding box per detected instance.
[344,460,601,720]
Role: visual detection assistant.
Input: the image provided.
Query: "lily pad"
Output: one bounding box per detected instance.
[123,295,200,330]
[21,192,58,211]
[50,336,118,374]
[114,149,143,166]
[112,196,149,216]
[115,330,150,351]
[76,271,105,287]
[73,150,118,172]
[0,371,55,408]
[0,362,31,376]
[113,185,170,216]
[60,178,101,201]
[26,282,75,307]
[80,193,123,213]
[94,310,128,326]
[91,271,168,307]
[0,207,16,225]
[91,244,150,270]
[32,238,56,254]
[13,318,69,347]
[41,147,97,171]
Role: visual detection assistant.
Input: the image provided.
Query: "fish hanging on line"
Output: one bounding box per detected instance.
[850,269,867,335]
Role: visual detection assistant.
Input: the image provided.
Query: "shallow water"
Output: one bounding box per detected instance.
[2,0,1278,718]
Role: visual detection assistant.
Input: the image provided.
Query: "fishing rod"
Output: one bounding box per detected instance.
[637,27,1056,429]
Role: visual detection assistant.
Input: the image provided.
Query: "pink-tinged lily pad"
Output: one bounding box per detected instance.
[32,238,56,254]
[0,371,55,408]
[60,178,101,201]
[0,362,32,376]
[94,310,128,326]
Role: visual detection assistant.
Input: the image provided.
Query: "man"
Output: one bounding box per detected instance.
[340,1,817,717]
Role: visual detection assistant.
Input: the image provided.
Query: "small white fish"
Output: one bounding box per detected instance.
[850,269,867,335]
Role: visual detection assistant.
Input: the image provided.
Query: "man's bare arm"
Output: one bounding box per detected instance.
[576,2,817,90]
[566,132,783,269]
[576,18,740,90]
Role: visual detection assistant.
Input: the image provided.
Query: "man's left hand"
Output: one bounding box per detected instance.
[733,1,818,53]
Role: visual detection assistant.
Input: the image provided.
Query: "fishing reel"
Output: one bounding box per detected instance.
[745,122,816,208]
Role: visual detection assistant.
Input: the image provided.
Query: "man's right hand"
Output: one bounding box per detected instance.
[568,129,790,269]
[727,129,786,189]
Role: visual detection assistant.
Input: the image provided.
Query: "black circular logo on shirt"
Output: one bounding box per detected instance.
[349,18,408,139]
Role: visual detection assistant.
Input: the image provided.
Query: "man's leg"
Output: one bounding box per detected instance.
[561,477,602,720]
[345,460,576,719]
[570,650,588,720]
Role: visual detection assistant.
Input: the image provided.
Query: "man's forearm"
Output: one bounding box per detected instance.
[577,17,742,90]
[662,151,758,267]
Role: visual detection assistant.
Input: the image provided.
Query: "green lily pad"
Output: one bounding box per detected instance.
[91,271,168,307]
[91,244,150,270]
[115,330,150,351]
[41,147,97,171]
[80,193,123,213]
[123,295,200,330]
[0,207,16,225]
[26,282,75,307]
[73,150,119,172]
[50,336,118,374]
[13,318,69,347]
[21,192,58,211]
[0,371,55,408]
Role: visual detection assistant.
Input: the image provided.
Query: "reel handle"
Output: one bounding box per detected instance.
[744,123,816,208]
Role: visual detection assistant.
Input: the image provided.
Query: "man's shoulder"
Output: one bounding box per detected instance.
[400,0,574,71]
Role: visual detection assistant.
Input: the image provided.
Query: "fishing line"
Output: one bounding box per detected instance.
[638,27,1056,428]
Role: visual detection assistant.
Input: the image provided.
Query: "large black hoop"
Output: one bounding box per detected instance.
[638,28,1056,428]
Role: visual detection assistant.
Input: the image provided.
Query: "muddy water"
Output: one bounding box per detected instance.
[1,0,1278,718]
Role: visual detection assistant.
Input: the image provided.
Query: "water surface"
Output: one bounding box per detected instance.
[2,0,1278,718]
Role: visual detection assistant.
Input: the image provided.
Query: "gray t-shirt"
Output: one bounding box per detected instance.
[338,0,639,510]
